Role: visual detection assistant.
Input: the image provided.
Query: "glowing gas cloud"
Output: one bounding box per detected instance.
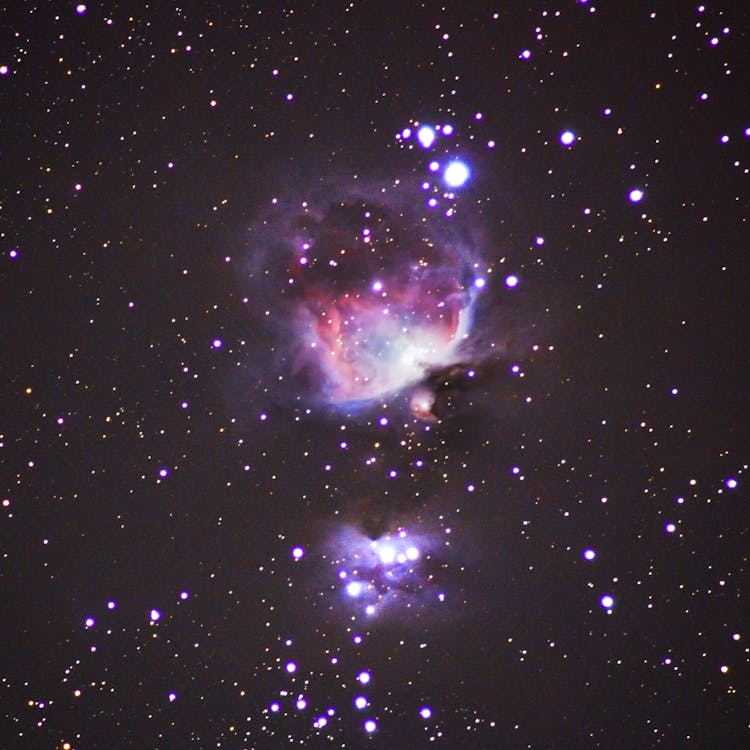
[253,184,486,413]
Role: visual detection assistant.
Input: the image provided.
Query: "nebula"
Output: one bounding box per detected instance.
[252,177,488,415]
[322,521,445,619]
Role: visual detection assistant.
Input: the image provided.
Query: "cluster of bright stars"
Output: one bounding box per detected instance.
[269,531,442,735]
[269,652,434,735]
[396,122,471,194]
[336,530,425,617]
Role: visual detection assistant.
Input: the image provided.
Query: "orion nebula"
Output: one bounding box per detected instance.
[249,148,494,420]
[288,196,485,409]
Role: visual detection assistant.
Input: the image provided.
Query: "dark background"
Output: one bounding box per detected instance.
[1,2,748,748]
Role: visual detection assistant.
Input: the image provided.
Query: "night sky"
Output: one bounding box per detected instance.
[2,2,749,748]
